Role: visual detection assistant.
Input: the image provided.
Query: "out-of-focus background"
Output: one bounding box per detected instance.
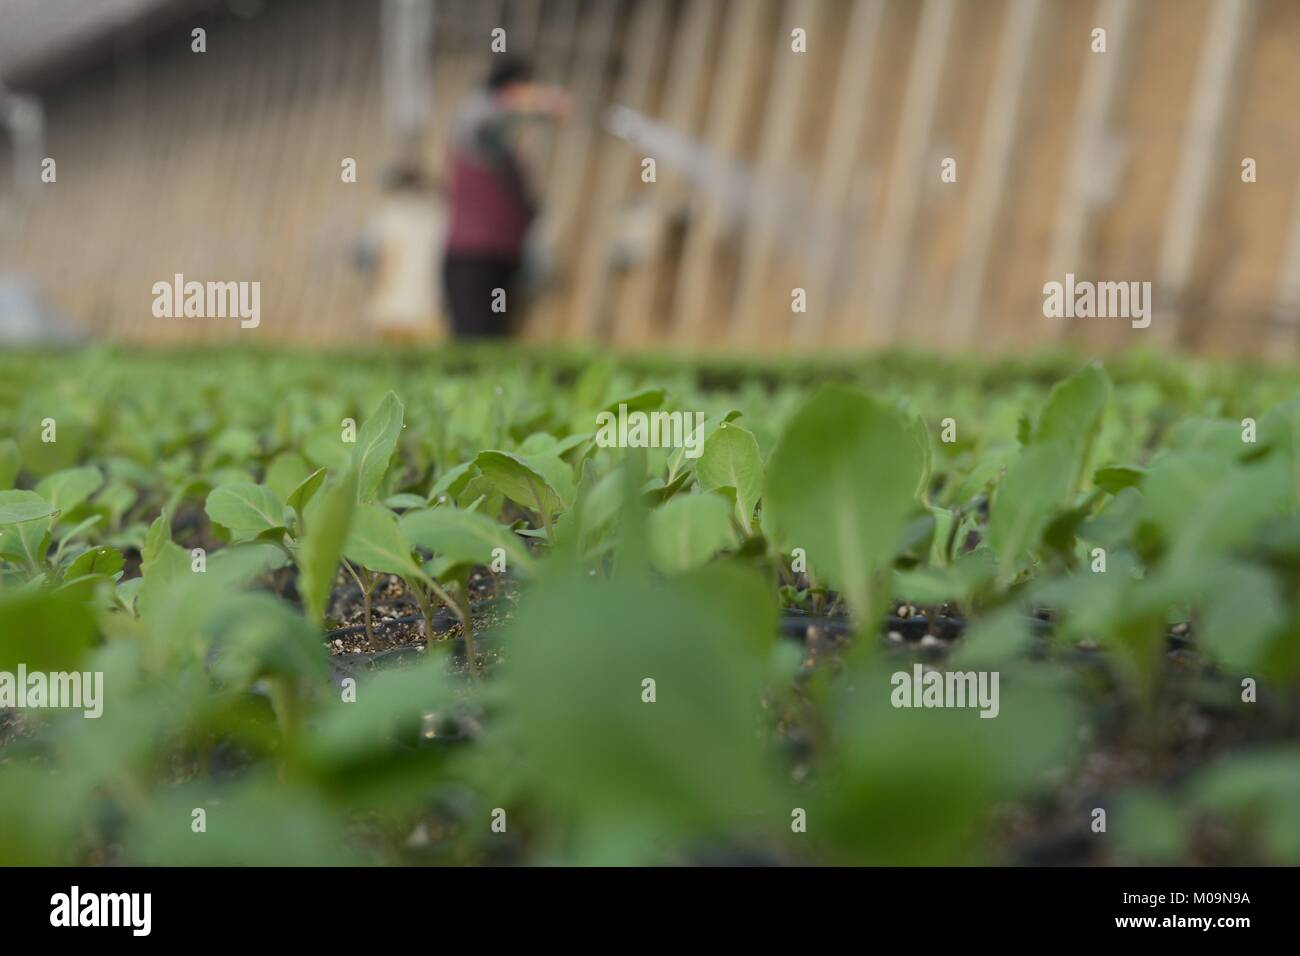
[1,0,1298,356]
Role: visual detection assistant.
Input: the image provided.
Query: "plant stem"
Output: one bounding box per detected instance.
[342,561,374,644]
[457,582,478,680]
[411,581,435,644]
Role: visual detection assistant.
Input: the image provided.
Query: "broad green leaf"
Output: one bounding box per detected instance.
[125,779,353,866]
[210,593,330,687]
[353,391,405,502]
[287,467,327,516]
[946,607,1033,667]
[989,441,1074,584]
[303,429,352,472]
[820,659,1077,864]
[65,545,125,580]
[666,409,739,482]
[0,489,55,525]
[454,473,503,517]
[695,422,763,533]
[1035,362,1109,446]
[264,452,313,501]
[1188,750,1300,862]
[298,468,358,627]
[524,454,576,510]
[1145,454,1291,563]
[35,466,103,516]
[93,479,136,527]
[137,513,191,617]
[908,414,933,500]
[765,384,921,616]
[518,432,561,456]
[1093,463,1146,494]
[647,492,736,573]
[1080,485,1143,549]
[601,388,664,416]
[0,515,51,567]
[204,483,287,539]
[304,652,455,770]
[0,765,95,864]
[1258,397,1300,508]
[55,514,101,549]
[1112,789,1187,862]
[502,563,779,855]
[1143,451,1231,544]
[1033,362,1110,489]
[428,461,475,503]
[1197,562,1284,672]
[474,450,573,524]
[1192,749,1300,813]
[1165,418,1248,458]
[383,492,428,511]
[141,511,175,566]
[345,504,422,579]
[893,548,996,605]
[400,506,532,573]
[553,433,592,458]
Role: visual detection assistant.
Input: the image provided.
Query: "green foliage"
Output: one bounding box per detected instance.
[345,503,423,580]
[694,422,763,534]
[205,483,288,540]
[647,492,737,573]
[400,505,532,574]
[0,489,54,525]
[35,465,103,515]
[473,450,573,530]
[353,390,405,503]
[1,346,1298,866]
[765,384,921,618]
[989,442,1074,584]
[297,469,358,627]
[500,563,782,859]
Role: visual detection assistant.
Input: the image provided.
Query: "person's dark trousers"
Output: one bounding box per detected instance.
[442,253,521,339]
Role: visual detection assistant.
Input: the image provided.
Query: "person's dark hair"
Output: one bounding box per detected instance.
[486,55,533,92]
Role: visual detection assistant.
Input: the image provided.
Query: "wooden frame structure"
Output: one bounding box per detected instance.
[3,0,1299,358]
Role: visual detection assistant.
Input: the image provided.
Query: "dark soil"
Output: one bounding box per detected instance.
[326,583,1299,866]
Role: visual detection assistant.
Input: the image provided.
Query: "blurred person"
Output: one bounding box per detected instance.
[442,56,571,340]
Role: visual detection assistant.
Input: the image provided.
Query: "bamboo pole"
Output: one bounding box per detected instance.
[569,0,671,341]
[799,0,885,347]
[945,0,1045,348]
[616,0,720,347]
[729,0,822,348]
[537,0,619,256]
[862,0,956,346]
[1153,0,1253,347]
[669,0,770,348]
[1043,0,1140,340]
[1268,164,1300,358]
[526,0,618,341]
